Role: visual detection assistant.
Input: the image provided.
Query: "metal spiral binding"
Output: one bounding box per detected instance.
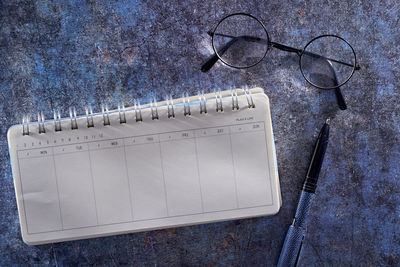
[85,105,94,128]
[199,91,207,114]
[244,88,255,108]
[150,97,159,120]
[19,89,258,136]
[69,107,78,130]
[118,103,127,124]
[231,89,239,110]
[22,115,30,136]
[54,109,62,131]
[166,95,175,118]
[183,92,191,116]
[215,90,223,112]
[134,99,142,122]
[37,112,45,134]
[101,104,110,126]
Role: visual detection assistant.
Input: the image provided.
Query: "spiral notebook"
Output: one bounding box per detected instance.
[7,88,281,245]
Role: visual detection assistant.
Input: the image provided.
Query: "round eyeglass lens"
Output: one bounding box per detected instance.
[212,14,269,68]
[300,35,356,89]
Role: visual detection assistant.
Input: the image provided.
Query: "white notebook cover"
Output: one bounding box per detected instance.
[7,88,281,245]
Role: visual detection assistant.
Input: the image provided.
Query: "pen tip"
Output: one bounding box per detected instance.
[325,118,331,125]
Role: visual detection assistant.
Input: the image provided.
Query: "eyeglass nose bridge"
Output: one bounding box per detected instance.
[270,41,303,56]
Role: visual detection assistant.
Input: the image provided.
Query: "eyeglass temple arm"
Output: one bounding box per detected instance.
[201,36,239,72]
[270,41,360,70]
[272,41,348,110]
[327,61,347,110]
[302,49,360,70]
[334,84,347,110]
[272,40,348,109]
[201,31,269,72]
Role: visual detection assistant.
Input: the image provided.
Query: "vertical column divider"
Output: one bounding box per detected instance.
[158,135,170,217]
[51,146,64,230]
[87,143,100,225]
[194,131,205,213]
[122,138,135,222]
[228,127,240,209]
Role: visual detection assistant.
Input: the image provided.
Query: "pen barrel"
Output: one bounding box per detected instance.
[277,191,314,267]
[277,225,305,267]
[294,191,315,227]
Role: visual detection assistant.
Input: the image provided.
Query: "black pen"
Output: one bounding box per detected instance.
[277,119,330,267]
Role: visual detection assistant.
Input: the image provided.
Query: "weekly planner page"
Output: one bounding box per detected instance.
[8,88,281,244]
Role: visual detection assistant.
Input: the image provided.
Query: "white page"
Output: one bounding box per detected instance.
[231,127,273,208]
[8,88,281,245]
[18,149,62,233]
[125,141,168,220]
[195,129,238,212]
[89,144,133,225]
[160,137,203,216]
[53,144,98,229]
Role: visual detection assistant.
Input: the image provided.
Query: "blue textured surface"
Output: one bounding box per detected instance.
[1,0,400,266]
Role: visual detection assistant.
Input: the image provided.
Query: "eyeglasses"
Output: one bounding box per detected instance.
[201,13,361,110]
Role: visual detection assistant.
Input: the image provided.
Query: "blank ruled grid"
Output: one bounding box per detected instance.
[17,122,270,234]
[9,90,281,244]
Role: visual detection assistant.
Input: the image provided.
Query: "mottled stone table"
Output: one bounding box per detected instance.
[1,0,399,266]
